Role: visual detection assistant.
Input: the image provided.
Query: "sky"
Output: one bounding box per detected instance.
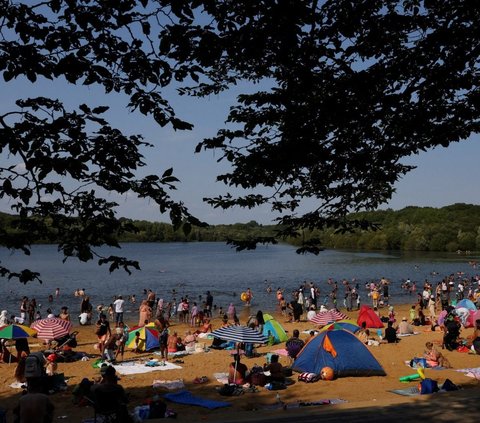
[1,75,479,226]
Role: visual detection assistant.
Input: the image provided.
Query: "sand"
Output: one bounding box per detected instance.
[1,303,479,423]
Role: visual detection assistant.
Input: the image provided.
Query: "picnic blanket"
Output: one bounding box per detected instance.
[113,360,182,375]
[163,390,231,409]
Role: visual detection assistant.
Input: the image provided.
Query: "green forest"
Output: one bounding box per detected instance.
[1,203,479,252]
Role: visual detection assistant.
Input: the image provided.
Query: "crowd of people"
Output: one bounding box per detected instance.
[2,271,480,422]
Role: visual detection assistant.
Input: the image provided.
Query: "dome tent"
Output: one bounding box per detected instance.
[262,313,288,344]
[357,305,384,329]
[293,329,386,377]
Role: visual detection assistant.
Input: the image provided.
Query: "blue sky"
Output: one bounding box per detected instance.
[1,76,479,225]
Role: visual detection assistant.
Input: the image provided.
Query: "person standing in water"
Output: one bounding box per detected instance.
[245,288,253,306]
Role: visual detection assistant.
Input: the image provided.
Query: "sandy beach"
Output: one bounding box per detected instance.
[1,302,479,423]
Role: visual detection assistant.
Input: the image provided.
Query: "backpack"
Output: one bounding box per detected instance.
[420,378,439,395]
[24,352,46,378]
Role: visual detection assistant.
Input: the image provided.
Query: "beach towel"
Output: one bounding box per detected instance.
[271,348,289,356]
[163,390,231,409]
[9,381,25,389]
[154,351,191,358]
[152,379,185,390]
[213,372,229,384]
[262,399,346,410]
[113,360,182,375]
[389,386,421,396]
[456,367,480,379]
[397,332,420,337]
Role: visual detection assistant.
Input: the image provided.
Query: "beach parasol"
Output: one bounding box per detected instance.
[0,323,37,339]
[126,323,160,351]
[211,325,267,384]
[319,319,360,334]
[31,317,72,340]
[211,325,268,345]
[311,309,349,326]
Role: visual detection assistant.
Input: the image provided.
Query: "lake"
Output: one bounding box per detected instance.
[0,242,478,317]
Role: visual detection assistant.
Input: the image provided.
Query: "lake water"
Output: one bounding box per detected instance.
[0,242,478,317]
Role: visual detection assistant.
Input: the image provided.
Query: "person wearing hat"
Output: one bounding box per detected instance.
[45,353,58,376]
[91,365,131,422]
[398,316,414,335]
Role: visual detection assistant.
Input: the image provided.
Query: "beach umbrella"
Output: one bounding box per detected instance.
[126,323,160,351]
[311,309,349,326]
[212,325,267,384]
[211,325,268,345]
[319,319,360,334]
[31,317,72,340]
[0,324,37,339]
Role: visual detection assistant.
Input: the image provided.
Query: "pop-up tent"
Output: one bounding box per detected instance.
[293,329,386,377]
[126,323,160,351]
[456,299,477,311]
[262,313,288,344]
[357,305,384,328]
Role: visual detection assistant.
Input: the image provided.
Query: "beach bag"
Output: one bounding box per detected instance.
[298,372,320,383]
[24,352,46,378]
[149,398,167,419]
[441,378,458,392]
[251,372,266,387]
[218,384,236,396]
[420,378,439,394]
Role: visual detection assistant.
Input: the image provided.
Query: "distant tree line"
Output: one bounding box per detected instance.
[1,203,479,252]
[293,203,480,253]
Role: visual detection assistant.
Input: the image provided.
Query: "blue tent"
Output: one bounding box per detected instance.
[293,329,386,377]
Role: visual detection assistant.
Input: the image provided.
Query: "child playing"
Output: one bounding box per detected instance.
[132,331,143,353]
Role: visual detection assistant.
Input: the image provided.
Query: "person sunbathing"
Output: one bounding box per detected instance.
[195,318,212,334]
[424,341,451,368]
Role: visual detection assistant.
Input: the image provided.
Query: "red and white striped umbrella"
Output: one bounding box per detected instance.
[311,309,349,326]
[31,317,72,340]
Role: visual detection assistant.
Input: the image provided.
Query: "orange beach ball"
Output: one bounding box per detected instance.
[320,366,335,381]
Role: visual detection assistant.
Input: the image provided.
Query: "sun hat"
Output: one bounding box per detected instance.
[402,317,407,321]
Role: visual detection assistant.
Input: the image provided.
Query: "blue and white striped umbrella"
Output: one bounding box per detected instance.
[211,325,267,344]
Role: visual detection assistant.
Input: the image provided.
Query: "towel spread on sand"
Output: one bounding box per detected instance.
[271,348,289,356]
[163,390,231,409]
[152,379,185,390]
[397,332,420,337]
[112,360,182,375]
[213,372,229,384]
[389,387,421,396]
[456,367,480,379]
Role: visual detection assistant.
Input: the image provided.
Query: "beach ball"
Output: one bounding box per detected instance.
[320,367,335,381]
